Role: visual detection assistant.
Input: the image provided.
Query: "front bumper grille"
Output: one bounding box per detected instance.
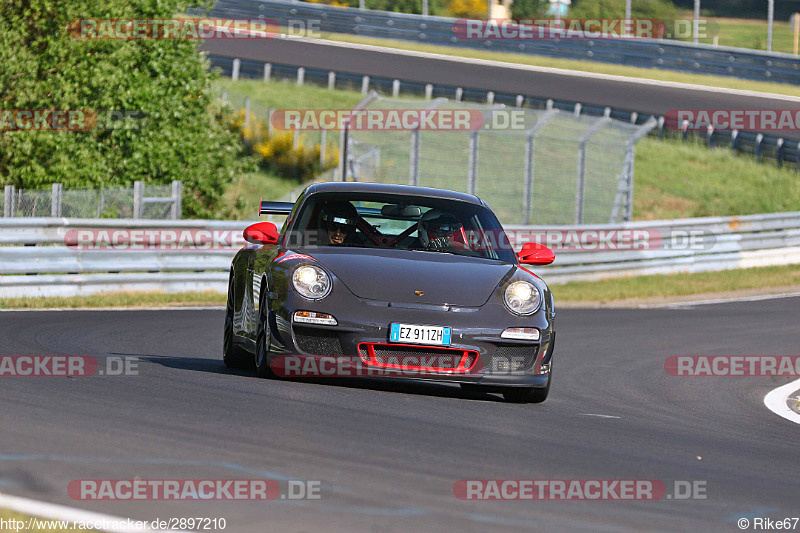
[358,343,478,373]
[294,326,343,356]
[486,344,539,373]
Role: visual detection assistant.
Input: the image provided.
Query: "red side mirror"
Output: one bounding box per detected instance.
[518,242,555,265]
[243,222,279,245]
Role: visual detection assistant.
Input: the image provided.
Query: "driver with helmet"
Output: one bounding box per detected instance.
[319,201,359,246]
[417,210,464,251]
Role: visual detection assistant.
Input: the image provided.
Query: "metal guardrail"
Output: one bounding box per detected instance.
[2,213,799,297]
[208,0,800,84]
[208,56,800,171]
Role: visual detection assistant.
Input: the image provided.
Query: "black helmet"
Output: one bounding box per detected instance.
[418,210,462,248]
[319,201,358,233]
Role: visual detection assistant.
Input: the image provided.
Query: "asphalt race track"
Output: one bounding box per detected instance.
[202,38,800,141]
[1,297,798,532]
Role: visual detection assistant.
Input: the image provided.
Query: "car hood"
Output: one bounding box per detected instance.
[301,247,514,307]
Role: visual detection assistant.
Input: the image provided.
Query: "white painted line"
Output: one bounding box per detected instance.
[764,378,800,425]
[577,413,621,419]
[289,36,800,102]
[639,292,800,309]
[0,492,171,532]
[0,306,225,312]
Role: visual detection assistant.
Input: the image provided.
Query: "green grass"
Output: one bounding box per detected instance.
[318,31,800,97]
[218,79,800,222]
[0,291,225,310]
[692,16,799,54]
[553,264,800,302]
[225,168,301,219]
[634,136,800,220]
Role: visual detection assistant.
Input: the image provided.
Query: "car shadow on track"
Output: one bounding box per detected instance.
[114,353,508,403]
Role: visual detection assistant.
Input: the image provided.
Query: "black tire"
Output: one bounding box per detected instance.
[254,287,275,379]
[223,273,247,368]
[502,373,551,404]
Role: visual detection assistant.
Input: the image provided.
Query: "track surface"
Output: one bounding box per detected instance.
[202,38,800,140]
[1,298,798,532]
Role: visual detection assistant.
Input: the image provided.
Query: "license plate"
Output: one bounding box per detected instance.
[389,323,451,346]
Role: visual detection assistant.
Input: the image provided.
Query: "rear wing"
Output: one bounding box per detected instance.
[259,200,294,216]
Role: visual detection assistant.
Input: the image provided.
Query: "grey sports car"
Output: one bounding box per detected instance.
[223,182,557,403]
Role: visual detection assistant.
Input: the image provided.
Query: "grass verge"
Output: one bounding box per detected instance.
[1,266,798,308]
[317,31,800,97]
[552,264,800,302]
[217,79,800,220]
[0,291,225,310]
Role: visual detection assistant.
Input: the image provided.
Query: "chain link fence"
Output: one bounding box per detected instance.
[341,93,656,225]
[2,181,182,219]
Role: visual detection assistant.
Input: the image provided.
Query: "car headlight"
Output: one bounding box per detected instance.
[503,281,541,315]
[292,265,331,300]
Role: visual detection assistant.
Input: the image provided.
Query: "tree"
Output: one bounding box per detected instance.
[0,0,253,218]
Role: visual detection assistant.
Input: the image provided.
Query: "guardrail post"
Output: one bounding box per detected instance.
[297,67,305,85]
[51,183,62,217]
[516,95,524,108]
[328,71,335,90]
[756,133,764,162]
[425,84,433,100]
[467,130,479,195]
[4,185,14,217]
[263,63,271,83]
[603,107,611,118]
[133,181,143,219]
[231,58,241,81]
[409,129,421,186]
[573,103,582,116]
[707,125,714,147]
[731,129,739,151]
[487,91,494,104]
[170,180,182,220]
[392,79,400,97]
[455,87,463,102]
[776,138,784,166]
[361,76,369,94]
[546,99,553,110]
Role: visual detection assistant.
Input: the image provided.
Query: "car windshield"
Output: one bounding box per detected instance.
[285,192,517,263]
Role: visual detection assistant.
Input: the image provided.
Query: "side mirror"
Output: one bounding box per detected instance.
[518,242,555,265]
[244,222,280,245]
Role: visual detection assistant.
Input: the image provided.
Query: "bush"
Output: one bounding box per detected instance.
[510,0,548,20]
[0,0,253,218]
[448,0,488,18]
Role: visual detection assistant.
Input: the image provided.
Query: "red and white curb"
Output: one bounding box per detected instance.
[764,378,800,425]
